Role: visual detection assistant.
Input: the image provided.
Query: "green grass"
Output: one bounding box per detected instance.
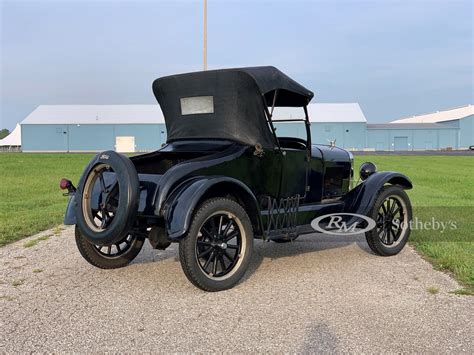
[23,234,52,248]
[0,153,93,246]
[0,153,472,293]
[355,156,474,294]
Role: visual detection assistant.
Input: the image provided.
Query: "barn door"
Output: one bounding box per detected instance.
[115,136,135,153]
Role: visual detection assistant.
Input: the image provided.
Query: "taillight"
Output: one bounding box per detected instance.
[60,178,76,195]
[60,178,71,190]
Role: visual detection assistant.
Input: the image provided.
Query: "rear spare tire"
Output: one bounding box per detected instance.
[75,151,139,246]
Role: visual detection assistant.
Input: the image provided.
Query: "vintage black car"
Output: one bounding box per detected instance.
[62,66,413,291]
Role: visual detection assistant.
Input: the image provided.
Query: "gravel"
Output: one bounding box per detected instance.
[1,226,473,352]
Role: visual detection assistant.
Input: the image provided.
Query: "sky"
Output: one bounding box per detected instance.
[0,0,472,130]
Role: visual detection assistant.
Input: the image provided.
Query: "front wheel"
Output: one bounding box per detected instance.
[365,185,412,256]
[179,198,254,292]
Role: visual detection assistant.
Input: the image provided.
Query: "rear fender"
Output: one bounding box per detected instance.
[64,195,77,225]
[162,176,262,241]
[343,171,412,216]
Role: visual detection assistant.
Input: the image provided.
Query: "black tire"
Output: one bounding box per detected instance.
[365,185,412,256]
[179,198,254,292]
[75,151,139,246]
[75,226,144,269]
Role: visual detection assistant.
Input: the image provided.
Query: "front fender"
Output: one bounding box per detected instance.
[163,176,261,241]
[343,171,412,216]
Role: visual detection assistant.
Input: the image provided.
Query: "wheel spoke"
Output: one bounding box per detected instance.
[198,248,213,258]
[201,227,213,239]
[389,198,396,214]
[217,216,224,236]
[100,215,107,229]
[212,256,218,275]
[222,220,233,238]
[223,250,234,262]
[98,172,107,193]
[219,255,226,273]
[203,250,215,270]
[227,244,239,250]
[209,217,218,236]
[392,205,400,217]
[224,230,239,242]
[386,228,393,244]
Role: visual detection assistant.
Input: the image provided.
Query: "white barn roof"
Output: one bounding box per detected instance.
[0,124,21,146]
[20,103,367,126]
[272,103,367,123]
[390,104,473,124]
[21,105,165,125]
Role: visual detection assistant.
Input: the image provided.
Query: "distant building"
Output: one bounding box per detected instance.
[18,103,473,152]
[21,105,166,152]
[388,105,473,150]
[273,103,367,150]
[0,124,22,151]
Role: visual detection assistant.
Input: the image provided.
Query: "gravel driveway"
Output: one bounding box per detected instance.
[1,226,473,352]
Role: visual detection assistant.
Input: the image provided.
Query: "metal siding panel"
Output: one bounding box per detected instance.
[388,129,413,151]
[459,115,474,148]
[413,130,437,150]
[21,124,68,151]
[114,124,164,151]
[273,123,306,139]
[438,129,458,149]
[367,129,390,150]
[68,125,115,151]
[311,123,344,146]
[342,122,366,150]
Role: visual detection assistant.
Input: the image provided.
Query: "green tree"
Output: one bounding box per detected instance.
[0,129,10,139]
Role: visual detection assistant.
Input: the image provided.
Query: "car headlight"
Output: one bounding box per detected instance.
[360,162,377,180]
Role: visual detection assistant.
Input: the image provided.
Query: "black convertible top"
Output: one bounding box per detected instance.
[152,66,313,148]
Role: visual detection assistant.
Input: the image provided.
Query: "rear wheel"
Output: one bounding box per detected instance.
[365,185,412,256]
[179,198,253,292]
[75,151,139,246]
[75,226,144,269]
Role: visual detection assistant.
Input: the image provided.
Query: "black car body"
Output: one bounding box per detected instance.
[63,66,413,291]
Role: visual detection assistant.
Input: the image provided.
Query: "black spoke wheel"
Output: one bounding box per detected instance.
[75,226,144,269]
[196,213,244,278]
[179,198,253,292]
[366,185,412,256]
[75,151,139,246]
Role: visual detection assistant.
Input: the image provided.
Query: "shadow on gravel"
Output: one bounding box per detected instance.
[127,232,376,283]
[242,232,375,282]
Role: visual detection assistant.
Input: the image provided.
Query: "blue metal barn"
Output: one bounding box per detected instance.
[19,104,473,152]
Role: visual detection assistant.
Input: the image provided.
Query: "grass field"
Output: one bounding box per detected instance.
[0,153,473,293]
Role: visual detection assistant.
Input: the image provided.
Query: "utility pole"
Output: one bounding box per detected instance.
[203,0,207,70]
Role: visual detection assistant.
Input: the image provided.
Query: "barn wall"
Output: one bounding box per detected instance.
[22,124,166,152]
[458,115,473,148]
[21,118,470,152]
[310,122,366,149]
[367,127,459,151]
[22,124,69,151]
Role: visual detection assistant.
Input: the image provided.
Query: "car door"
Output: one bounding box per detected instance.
[279,148,308,198]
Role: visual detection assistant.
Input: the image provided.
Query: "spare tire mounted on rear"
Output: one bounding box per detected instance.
[75,151,139,246]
